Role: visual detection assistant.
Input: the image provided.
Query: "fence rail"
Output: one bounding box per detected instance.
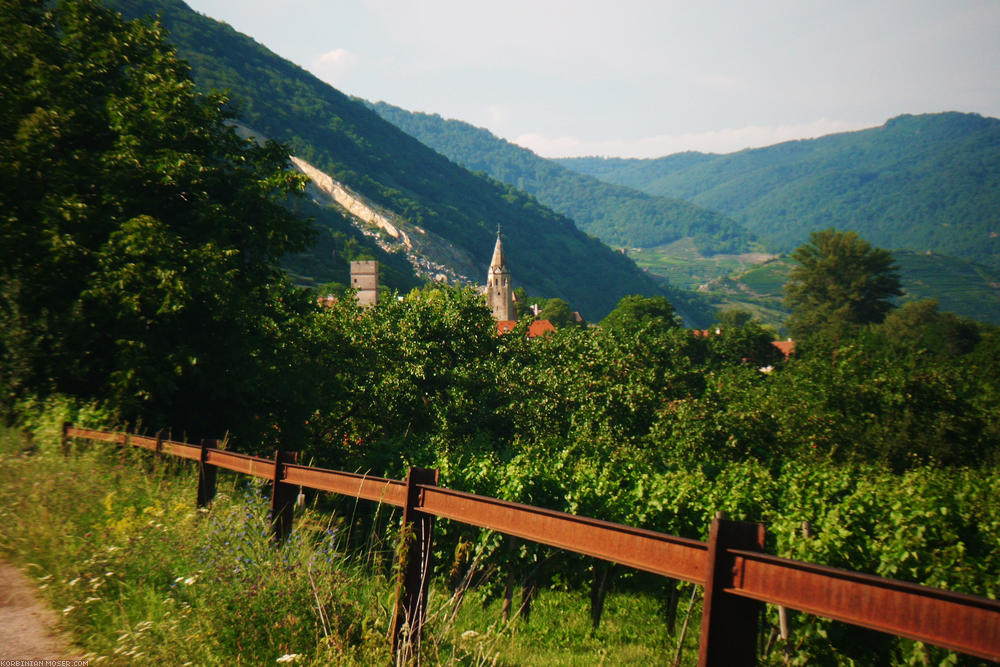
[62,425,1000,665]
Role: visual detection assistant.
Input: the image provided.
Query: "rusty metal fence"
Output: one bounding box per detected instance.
[62,424,1000,665]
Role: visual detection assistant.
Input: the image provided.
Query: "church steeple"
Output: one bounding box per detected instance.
[489,228,506,271]
[486,228,515,321]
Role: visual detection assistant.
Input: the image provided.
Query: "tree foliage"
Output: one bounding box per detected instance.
[536,298,579,329]
[0,0,315,443]
[784,229,902,339]
[599,295,680,333]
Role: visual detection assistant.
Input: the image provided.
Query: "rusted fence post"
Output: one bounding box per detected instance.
[390,467,439,664]
[60,422,71,455]
[269,450,299,543]
[197,439,219,508]
[698,517,767,666]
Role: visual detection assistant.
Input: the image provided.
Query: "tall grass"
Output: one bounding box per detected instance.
[0,407,689,665]
[0,421,392,665]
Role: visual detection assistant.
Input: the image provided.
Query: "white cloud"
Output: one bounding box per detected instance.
[514,119,877,158]
[312,48,359,84]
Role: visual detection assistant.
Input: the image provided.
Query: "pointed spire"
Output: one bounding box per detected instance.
[490,226,506,271]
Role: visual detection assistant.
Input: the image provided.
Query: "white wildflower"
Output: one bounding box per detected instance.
[276,654,302,663]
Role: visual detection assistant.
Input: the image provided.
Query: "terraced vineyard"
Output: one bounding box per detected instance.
[633,246,1000,330]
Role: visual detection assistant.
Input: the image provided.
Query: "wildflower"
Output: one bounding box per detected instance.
[276,654,302,663]
[461,630,481,639]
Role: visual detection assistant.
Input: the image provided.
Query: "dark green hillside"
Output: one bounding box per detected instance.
[106,0,663,319]
[368,102,750,254]
[559,113,1000,268]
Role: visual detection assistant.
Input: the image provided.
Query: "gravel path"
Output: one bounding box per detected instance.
[0,561,81,660]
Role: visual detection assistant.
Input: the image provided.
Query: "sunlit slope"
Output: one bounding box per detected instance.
[108,0,666,319]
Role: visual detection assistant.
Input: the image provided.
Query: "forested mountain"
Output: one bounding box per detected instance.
[559,113,1000,268]
[367,102,750,254]
[105,0,665,320]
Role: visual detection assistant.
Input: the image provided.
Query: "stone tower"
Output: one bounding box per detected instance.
[486,230,515,321]
[350,260,378,307]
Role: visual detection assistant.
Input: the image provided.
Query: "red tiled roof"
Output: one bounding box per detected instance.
[527,319,556,337]
[771,340,795,359]
[496,319,556,338]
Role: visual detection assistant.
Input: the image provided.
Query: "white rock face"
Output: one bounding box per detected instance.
[287,155,480,284]
[290,156,413,248]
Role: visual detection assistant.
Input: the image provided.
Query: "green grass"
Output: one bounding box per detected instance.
[0,417,701,665]
[0,423,392,665]
[426,586,702,666]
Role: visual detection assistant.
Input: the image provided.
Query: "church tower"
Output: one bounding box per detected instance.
[486,229,516,321]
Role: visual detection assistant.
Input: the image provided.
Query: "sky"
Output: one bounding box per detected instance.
[182,0,1000,159]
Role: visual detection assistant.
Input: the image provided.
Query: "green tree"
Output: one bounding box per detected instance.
[784,229,902,340]
[537,297,579,329]
[878,299,980,358]
[714,307,754,329]
[311,284,515,472]
[0,0,313,444]
[599,295,680,333]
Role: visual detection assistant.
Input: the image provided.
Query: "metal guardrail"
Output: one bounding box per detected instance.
[63,425,1000,665]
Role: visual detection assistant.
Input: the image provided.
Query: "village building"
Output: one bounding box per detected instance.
[351,260,378,307]
[485,230,515,321]
[495,319,556,338]
[485,229,556,336]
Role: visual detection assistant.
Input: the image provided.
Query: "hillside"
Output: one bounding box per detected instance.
[106,0,665,320]
[558,113,1000,268]
[367,102,751,254]
[692,251,1000,329]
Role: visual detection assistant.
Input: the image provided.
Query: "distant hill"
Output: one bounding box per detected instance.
[698,251,1000,329]
[105,0,667,320]
[558,113,1000,268]
[367,102,751,254]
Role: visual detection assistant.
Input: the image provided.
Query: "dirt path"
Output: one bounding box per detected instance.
[0,561,81,660]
